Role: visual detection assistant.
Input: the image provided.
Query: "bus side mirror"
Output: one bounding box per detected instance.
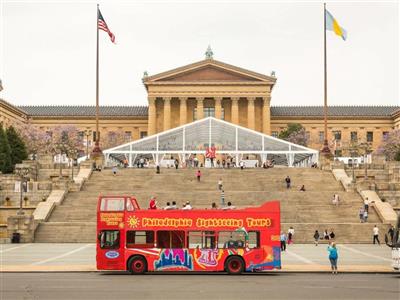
[385,234,392,248]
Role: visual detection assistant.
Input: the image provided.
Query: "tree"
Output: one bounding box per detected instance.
[100,130,126,150]
[6,126,28,166]
[279,123,308,146]
[376,129,400,161]
[16,121,52,158]
[0,124,13,173]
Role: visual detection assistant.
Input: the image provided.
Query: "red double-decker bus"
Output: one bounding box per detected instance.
[96,196,281,274]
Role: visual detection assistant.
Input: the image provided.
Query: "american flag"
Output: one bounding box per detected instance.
[98,9,115,43]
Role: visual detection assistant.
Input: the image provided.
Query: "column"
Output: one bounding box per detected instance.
[262,95,271,135]
[179,97,187,126]
[197,97,204,120]
[163,97,171,131]
[214,97,222,119]
[231,97,239,125]
[148,97,156,135]
[247,97,255,130]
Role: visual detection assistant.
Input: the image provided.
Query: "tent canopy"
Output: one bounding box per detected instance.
[103,117,318,167]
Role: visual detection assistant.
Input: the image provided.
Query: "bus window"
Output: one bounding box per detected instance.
[157,231,185,248]
[126,231,154,248]
[99,230,120,249]
[218,231,246,249]
[248,231,260,249]
[188,231,216,249]
[126,199,134,211]
[100,197,125,211]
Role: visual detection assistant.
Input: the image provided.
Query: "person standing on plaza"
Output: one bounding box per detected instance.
[218,178,223,191]
[327,242,339,274]
[174,159,179,170]
[280,232,287,251]
[196,169,201,182]
[323,229,330,241]
[285,176,291,189]
[373,225,380,245]
[287,227,294,244]
[314,230,320,246]
[329,229,335,240]
[388,225,395,243]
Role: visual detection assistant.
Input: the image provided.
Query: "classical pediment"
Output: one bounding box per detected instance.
[144,59,276,84]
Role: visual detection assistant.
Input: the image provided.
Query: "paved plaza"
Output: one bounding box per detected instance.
[0,243,393,272]
[2,273,398,300]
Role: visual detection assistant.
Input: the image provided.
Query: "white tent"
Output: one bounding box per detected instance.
[103,117,318,167]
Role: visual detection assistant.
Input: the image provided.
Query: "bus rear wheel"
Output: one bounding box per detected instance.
[225,256,244,275]
[129,256,147,275]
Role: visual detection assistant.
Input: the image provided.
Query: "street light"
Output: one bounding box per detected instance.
[85,129,92,160]
[15,164,30,216]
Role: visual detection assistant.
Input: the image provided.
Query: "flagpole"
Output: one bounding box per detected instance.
[322,2,330,154]
[92,3,102,159]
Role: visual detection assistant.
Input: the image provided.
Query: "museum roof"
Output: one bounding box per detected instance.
[17,105,399,118]
[18,105,148,117]
[270,106,400,117]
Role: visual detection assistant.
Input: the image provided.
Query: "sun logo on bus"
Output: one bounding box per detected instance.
[128,216,140,228]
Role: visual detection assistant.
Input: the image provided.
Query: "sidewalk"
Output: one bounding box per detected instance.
[1,243,393,273]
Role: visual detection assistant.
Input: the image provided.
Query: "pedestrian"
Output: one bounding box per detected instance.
[314,230,320,246]
[327,242,338,274]
[196,169,201,182]
[285,176,291,189]
[140,157,145,168]
[388,224,395,243]
[363,210,368,223]
[216,160,221,168]
[164,202,172,210]
[359,207,364,223]
[373,225,380,245]
[323,229,330,240]
[174,159,179,170]
[364,197,369,212]
[171,201,177,210]
[222,160,226,168]
[280,232,287,251]
[156,164,160,174]
[335,194,340,206]
[211,202,218,209]
[220,189,225,207]
[287,227,294,244]
[329,229,335,240]
[149,197,157,210]
[182,201,192,210]
[112,166,117,176]
[332,194,337,206]
[218,178,223,191]
[300,185,306,192]
[239,161,244,170]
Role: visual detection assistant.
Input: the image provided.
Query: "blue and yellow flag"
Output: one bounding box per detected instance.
[325,10,347,41]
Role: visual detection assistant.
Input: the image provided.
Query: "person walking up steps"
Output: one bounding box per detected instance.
[327,242,339,274]
[373,225,380,245]
[196,169,201,182]
[220,189,225,207]
[285,176,291,189]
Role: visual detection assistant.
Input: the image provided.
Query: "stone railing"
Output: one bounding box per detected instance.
[332,169,353,192]
[33,189,67,222]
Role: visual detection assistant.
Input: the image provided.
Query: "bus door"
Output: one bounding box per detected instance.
[97,197,127,270]
[187,231,219,271]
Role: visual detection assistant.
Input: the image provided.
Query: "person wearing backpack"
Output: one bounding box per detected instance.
[327,242,338,274]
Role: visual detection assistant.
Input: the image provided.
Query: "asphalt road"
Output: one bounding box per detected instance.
[1,273,399,300]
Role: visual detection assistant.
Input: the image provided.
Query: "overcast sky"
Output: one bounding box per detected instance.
[0,0,399,107]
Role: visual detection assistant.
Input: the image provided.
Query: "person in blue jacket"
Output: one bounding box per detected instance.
[327,242,338,274]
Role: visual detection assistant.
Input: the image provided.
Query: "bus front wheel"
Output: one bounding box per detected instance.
[129,256,147,275]
[225,256,244,275]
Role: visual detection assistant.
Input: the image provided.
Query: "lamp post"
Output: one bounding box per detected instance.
[85,129,92,160]
[15,164,30,216]
[54,142,67,179]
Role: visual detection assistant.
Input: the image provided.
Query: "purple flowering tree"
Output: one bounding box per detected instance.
[376,130,400,161]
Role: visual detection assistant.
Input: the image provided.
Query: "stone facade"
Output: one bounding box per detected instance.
[0,58,399,154]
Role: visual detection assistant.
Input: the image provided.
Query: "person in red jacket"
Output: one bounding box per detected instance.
[149,197,157,210]
[196,170,201,182]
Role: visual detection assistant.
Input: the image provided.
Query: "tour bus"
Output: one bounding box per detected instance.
[96,196,281,274]
[385,214,400,271]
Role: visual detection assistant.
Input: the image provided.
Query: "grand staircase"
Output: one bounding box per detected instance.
[34,167,386,243]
